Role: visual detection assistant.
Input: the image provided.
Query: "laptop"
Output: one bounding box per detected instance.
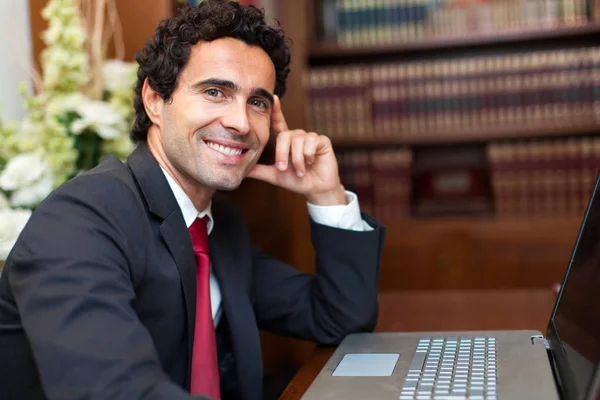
[302,172,600,400]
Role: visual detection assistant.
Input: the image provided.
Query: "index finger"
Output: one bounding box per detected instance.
[271,94,289,135]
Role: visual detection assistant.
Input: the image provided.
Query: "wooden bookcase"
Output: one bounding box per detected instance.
[267,0,600,294]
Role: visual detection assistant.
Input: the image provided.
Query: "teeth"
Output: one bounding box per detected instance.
[206,141,243,156]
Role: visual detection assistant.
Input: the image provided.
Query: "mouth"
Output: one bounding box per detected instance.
[203,139,250,160]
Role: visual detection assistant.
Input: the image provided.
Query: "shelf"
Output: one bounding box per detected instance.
[310,23,600,62]
[329,121,600,147]
[381,214,582,230]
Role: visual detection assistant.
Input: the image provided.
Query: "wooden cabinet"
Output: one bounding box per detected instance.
[379,216,581,290]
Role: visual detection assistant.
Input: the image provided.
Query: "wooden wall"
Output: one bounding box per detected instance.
[28,0,172,66]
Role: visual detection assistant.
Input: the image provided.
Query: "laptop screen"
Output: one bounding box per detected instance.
[552,174,600,398]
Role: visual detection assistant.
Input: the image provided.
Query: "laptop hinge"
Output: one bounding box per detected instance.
[531,334,550,349]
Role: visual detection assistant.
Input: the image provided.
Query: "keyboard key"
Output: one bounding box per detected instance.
[409,352,427,372]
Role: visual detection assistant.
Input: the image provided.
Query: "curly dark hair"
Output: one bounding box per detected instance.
[131,0,291,142]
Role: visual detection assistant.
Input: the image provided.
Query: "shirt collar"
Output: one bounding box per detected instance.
[159,166,214,234]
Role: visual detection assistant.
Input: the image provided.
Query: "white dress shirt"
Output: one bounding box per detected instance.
[160,166,373,325]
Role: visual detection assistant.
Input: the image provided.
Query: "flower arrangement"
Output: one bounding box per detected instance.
[0,0,137,261]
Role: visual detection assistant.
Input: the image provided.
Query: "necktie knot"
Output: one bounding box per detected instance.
[189,216,209,254]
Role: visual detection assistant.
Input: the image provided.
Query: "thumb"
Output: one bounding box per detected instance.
[246,163,279,185]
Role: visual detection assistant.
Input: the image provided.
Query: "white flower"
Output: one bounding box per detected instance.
[62,24,86,48]
[43,22,63,44]
[0,153,49,192]
[43,62,62,89]
[71,99,127,139]
[0,209,32,261]
[9,173,54,208]
[102,60,137,92]
[46,93,86,117]
[0,192,9,210]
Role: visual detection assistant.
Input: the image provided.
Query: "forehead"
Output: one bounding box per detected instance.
[180,37,276,92]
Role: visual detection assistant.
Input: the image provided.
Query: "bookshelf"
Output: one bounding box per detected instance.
[328,121,600,146]
[309,23,600,61]
[265,0,600,296]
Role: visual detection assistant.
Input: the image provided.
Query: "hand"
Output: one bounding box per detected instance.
[247,95,346,206]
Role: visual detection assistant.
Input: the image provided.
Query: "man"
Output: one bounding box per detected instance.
[0,1,385,399]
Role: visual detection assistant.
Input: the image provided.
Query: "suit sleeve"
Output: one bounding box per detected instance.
[251,214,386,344]
[7,175,204,400]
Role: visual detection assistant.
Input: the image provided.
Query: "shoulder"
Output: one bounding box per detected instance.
[51,156,138,204]
[5,156,147,267]
[32,155,143,227]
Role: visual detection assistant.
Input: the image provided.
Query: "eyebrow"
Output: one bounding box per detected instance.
[191,78,274,107]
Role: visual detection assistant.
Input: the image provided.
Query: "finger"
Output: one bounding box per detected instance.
[246,164,279,185]
[303,133,319,165]
[291,134,306,177]
[275,131,292,171]
[270,95,289,135]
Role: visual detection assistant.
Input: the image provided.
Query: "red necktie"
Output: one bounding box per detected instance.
[188,217,221,399]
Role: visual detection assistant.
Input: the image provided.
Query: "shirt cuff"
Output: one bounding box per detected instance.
[306,190,374,232]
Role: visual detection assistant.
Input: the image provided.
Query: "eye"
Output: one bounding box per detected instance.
[249,98,268,110]
[204,88,223,98]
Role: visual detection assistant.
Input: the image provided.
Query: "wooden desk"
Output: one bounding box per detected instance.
[279,289,556,400]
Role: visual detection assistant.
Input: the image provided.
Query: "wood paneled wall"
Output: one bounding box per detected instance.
[28,0,172,67]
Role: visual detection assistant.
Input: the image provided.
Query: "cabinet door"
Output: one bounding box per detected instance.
[378,218,580,290]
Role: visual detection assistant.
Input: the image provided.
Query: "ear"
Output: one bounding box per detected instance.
[142,78,163,127]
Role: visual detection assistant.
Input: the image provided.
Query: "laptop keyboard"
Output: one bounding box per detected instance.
[399,336,498,400]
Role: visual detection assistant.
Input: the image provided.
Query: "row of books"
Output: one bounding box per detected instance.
[304,46,600,141]
[315,0,589,47]
[337,148,413,220]
[178,0,259,5]
[337,136,600,219]
[488,136,600,217]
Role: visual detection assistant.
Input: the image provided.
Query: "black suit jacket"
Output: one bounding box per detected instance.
[0,143,386,400]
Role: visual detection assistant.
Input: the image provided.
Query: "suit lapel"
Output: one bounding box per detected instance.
[210,201,263,400]
[160,216,197,362]
[127,143,197,374]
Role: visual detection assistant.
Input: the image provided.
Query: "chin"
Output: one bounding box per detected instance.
[207,175,243,191]
[214,181,242,191]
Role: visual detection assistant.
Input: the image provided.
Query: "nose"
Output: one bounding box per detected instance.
[221,99,250,136]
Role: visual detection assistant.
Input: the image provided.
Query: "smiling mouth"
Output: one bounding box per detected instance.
[204,140,249,157]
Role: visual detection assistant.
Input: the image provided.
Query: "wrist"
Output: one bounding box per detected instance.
[306,184,346,206]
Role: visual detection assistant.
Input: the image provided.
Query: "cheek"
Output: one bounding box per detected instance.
[251,114,272,144]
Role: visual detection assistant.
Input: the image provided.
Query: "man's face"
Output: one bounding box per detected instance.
[156,37,276,190]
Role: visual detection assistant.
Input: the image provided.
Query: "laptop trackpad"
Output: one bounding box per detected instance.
[332,353,400,377]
